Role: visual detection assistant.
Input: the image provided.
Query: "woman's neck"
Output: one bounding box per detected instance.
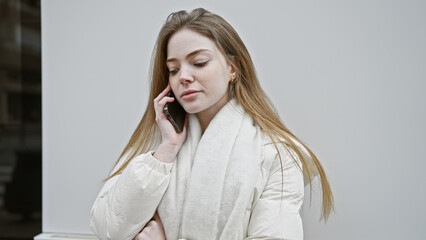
[195,97,230,134]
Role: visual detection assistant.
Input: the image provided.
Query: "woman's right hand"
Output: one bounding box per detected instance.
[153,84,188,163]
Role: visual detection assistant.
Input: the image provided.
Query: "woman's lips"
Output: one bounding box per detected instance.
[181,90,201,100]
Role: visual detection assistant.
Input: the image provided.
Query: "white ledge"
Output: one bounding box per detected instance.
[34,233,97,240]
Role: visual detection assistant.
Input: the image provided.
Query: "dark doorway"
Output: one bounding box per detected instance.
[0,0,42,239]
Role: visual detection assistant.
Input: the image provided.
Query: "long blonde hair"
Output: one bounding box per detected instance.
[108,8,334,220]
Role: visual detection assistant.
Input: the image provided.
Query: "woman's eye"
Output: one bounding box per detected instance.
[194,61,208,67]
[169,69,179,75]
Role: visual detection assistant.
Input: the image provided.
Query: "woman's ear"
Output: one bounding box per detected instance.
[228,60,238,81]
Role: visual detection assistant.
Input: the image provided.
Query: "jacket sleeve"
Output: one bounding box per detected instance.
[90,151,174,240]
[246,145,304,240]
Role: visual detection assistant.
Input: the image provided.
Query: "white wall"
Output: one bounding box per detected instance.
[41,0,426,239]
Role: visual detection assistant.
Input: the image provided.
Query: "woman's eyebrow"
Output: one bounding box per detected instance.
[166,49,212,63]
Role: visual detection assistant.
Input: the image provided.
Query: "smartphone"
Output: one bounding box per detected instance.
[164,91,186,133]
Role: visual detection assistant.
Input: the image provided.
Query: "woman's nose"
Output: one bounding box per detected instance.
[179,67,194,84]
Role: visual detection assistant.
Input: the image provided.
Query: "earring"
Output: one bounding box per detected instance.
[230,73,236,83]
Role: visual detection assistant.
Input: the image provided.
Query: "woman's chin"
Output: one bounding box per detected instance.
[184,108,200,114]
[182,105,203,114]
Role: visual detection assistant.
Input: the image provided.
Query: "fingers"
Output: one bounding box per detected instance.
[154,84,172,102]
[153,86,174,122]
[154,86,174,107]
[158,95,174,106]
[134,218,165,240]
[154,85,176,117]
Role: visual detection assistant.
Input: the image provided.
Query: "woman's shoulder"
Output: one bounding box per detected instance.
[260,133,303,172]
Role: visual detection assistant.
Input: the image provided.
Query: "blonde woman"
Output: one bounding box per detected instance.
[90,8,333,240]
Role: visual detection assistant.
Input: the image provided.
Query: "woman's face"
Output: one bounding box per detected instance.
[166,29,235,118]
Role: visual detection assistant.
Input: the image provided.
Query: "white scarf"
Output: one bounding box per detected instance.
[157,99,262,240]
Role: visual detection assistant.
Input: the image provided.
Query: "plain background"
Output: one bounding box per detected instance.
[41,0,426,239]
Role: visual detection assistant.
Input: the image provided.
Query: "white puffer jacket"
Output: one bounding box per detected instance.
[90,134,304,240]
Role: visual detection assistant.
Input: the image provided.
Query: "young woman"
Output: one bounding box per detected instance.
[90,8,333,240]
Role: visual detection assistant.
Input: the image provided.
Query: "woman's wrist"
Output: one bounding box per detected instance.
[153,143,180,163]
